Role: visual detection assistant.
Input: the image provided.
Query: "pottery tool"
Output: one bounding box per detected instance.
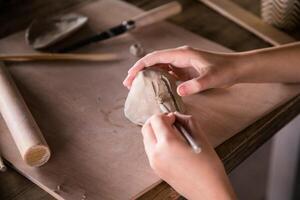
[149,76,200,153]
[0,53,119,62]
[58,1,182,52]
[159,102,202,154]
[26,13,88,50]
[0,62,50,167]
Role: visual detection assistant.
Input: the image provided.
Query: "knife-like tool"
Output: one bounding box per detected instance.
[159,102,202,154]
[58,1,182,52]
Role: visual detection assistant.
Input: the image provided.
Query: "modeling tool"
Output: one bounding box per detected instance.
[159,102,201,154]
[0,53,119,62]
[59,1,182,52]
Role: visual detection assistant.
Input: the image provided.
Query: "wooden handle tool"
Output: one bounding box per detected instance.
[0,53,119,62]
[159,103,201,154]
[59,1,182,52]
[132,1,182,27]
[0,62,50,167]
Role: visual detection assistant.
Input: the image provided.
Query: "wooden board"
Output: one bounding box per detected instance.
[0,0,299,199]
[198,0,295,46]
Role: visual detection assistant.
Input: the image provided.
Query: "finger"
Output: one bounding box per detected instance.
[148,114,176,142]
[141,121,157,156]
[173,112,192,125]
[128,48,194,75]
[176,66,211,96]
[124,47,199,87]
[123,64,172,89]
[177,73,215,96]
[177,77,204,96]
[123,52,169,88]
[173,112,194,134]
[123,73,135,89]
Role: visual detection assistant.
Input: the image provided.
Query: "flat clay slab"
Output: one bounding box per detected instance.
[0,0,299,199]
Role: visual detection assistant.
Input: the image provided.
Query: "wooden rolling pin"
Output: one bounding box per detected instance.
[0,62,50,167]
[0,53,119,62]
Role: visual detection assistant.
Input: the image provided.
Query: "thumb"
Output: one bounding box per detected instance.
[177,76,212,96]
[148,113,176,141]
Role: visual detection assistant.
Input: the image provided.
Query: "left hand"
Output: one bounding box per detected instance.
[142,113,236,200]
[123,46,242,96]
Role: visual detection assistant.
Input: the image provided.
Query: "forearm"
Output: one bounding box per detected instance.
[237,42,300,83]
[188,141,237,200]
[187,159,237,200]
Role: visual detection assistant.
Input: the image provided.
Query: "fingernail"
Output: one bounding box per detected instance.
[123,74,131,83]
[178,85,186,96]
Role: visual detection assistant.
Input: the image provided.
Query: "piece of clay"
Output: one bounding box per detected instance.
[26,13,88,49]
[124,68,185,125]
[129,43,145,57]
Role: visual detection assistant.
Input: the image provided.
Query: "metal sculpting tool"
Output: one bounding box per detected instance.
[159,102,202,154]
[58,1,182,52]
[151,81,201,154]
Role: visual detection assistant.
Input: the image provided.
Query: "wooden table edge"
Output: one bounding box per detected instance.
[138,94,300,199]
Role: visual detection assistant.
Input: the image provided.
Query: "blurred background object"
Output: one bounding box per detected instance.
[262,0,300,30]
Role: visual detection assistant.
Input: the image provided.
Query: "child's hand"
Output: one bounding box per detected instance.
[142,113,236,200]
[123,46,242,96]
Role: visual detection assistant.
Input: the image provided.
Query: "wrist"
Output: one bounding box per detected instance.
[233,52,260,83]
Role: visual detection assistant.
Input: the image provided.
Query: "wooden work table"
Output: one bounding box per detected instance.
[0,0,299,199]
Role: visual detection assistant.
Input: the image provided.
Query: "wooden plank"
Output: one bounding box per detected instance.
[0,0,299,199]
[218,94,300,172]
[0,165,54,200]
[198,0,296,46]
[126,0,273,51]
[138,94,300,199]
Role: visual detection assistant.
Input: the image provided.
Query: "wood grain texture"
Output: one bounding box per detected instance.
[218,94,300,172]
[0,0,299,200]
[0,1,253,199]
[0,167,54,200]
[198,0,295,46]
[0,53,119,62]
[126,0,273,51]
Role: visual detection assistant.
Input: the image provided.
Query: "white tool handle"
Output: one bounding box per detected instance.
[132,1,182,28]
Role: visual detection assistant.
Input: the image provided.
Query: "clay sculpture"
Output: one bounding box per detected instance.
[124,68,185,125]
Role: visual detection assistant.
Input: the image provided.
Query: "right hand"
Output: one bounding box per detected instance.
[142,112,236,200]
[123,46,243,96]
